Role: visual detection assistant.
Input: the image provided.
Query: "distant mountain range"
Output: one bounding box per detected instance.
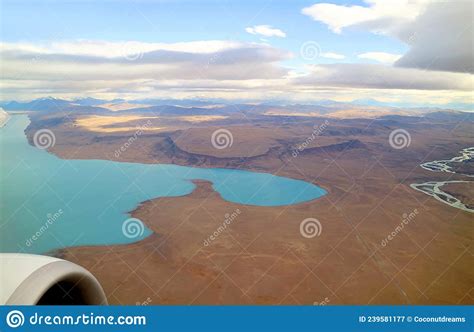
[350,98,473,112]
[2,97,73,111]
[0,97,227,111]
[0,97,472,116]
[73,97,124,106]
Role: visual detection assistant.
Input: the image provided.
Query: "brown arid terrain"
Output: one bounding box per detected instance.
[23,105,474,305]
[443,182,474,210]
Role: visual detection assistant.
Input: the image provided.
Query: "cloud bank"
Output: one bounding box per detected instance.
[1,0,472,104]
[302,0,473,74]
[295,64,472,91]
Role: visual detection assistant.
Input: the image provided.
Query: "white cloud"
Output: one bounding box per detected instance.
[0,40,245,58]
[1,39,472,104]
[320,52,345,60]
[301,0,429,34]
[0,40,291,81]
[395,1,473,73]
[245,25,286,38]
[358,52,402,64]
[302,1,473,73]
[295,63,472,91]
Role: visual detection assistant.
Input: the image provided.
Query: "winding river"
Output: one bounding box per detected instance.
[410,147,473,213]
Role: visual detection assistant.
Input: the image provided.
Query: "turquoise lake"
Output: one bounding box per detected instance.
[0,115,327,254]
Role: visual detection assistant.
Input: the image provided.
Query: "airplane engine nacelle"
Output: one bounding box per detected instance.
[0,254,107,305]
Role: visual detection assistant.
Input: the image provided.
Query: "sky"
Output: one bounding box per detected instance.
[0,0,473,106]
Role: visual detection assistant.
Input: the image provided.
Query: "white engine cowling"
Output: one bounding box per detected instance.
[0,254,107,305]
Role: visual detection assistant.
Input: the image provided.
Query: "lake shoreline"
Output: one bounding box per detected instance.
[10,109,473,305]
[1,114,327,255]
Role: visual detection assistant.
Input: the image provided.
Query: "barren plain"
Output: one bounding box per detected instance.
[23,104,473,305]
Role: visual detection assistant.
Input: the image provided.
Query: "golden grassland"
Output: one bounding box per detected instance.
[75,115,162,133]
